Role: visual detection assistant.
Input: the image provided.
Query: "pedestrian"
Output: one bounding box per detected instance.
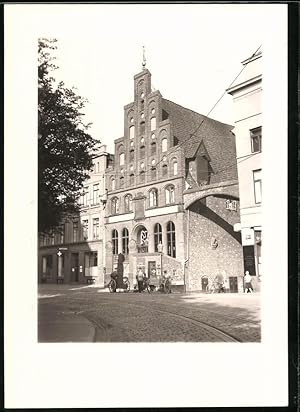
[136,268,144,293]
[244,270,253,293]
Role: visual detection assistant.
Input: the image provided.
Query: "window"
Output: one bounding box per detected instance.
[92,184,99,205]
[150,117,156,131]
[162,164,168,177]
[129,149,134,162]
[84,252,98,276]
[129,125,135,139]
[119,152,125,165]
[151,142,156,155]
[165,185,175,204]
[151,167,156,181]
[140,121,145,135]
[111,178,116,191]
[173,161,178,176]
[83,186,89,207]
[112,229,118,255]
[124,194,133,212]
[50,232,55,245]
[42,255,53,277]
[167,221,176,258]
[139,170,145,184]
[120,176,124,188]
[253,169,262,204]
[122,228,129,255]
[161,138,167,152]
[154,223,162,252]
[58,224,64,244]
[149,188,158,207]
[129,174,135,186]
[93,218,99,240]
[111,197,119,214]
[73,221,79,242]
[82,219,89,240]
[140,145,145,158]
[250,127,262,153]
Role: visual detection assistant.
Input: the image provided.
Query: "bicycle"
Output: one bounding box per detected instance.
[108,272,130,293]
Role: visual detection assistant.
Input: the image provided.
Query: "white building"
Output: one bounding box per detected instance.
[227,51,262,290]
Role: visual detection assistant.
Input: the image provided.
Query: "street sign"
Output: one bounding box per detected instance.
[58,247,68,250]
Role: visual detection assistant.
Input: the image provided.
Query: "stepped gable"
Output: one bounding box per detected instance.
[161,99,238,183]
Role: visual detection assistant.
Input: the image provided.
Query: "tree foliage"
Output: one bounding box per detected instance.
[38,38,99,234]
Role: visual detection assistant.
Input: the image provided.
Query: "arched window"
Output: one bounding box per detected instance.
[111,197,119,215]
[165,185,175,204]
[161,138,167,152]
[129,125,135,139]
[150,117,156,131]
[122,228,129,255]
[124,194,133,212]
[151,167,156,181]
[129,149,134,162]
[149,188,158,207]
[129,174,135,186]
[162,164,168,177]
[140,145,145,158]
[119,152,125,166]
[140,121,145,135]
[172,160,178,176]
[167,221,176,258]
[139,170,145,184]
[137,226,148,253]
[151,141,156,155]
[119,176,124,188]
[154,223,162,252]
[111,178,116,191]
[112,229,118,255]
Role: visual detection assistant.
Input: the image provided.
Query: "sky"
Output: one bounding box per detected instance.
[39,4,270,153]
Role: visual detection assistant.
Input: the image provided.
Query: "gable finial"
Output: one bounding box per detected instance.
[142,45,146,70]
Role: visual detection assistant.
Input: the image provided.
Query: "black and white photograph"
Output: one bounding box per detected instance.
[5,3,289,408]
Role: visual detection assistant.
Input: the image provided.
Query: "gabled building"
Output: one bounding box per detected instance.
[104,64,244,291]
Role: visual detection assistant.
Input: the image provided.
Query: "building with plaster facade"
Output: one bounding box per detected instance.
[227,50,262,290]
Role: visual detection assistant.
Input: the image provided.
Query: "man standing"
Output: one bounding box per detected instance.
[244,270,253,293]
[136,268,144,293]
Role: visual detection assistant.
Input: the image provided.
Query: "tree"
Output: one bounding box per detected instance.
[38,38,99,234]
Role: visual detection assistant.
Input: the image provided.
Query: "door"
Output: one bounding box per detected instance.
[229,276,238,293]
[201,277,208,292]
[71,253,79,282]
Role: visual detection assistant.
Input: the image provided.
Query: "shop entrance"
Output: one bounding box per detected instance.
[71,253,79,282]
[229,276,238,293]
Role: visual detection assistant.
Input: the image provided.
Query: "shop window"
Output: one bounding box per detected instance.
[154,223,162,252]
[167,221,176,258]
[84,251,98,276]
[122,228,129,255]
[112,229,118,255]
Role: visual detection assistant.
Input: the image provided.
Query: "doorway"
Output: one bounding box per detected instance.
[148,261,156,278]
[201,277,208,292]
[71,253,79,282]
[229,276,238,293]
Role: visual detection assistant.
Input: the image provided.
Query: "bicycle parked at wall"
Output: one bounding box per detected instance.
[108,272,130,293]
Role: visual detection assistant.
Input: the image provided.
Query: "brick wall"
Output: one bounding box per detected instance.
[187,195,243,291]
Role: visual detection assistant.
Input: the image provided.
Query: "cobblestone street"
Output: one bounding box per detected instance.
[38,284,261,342]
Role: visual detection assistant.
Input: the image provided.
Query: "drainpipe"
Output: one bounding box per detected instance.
[184,208,190,293]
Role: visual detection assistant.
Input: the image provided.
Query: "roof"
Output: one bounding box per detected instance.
[161,99,237,184]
